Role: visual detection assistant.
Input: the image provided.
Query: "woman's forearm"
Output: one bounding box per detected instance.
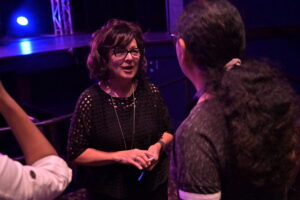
[154,132,173,151]
[160,132,173,146]
[73,148,117,166]
[74,148,155,170]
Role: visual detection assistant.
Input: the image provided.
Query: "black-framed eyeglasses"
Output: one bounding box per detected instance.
[112,48,143,59]
[170,33,180,45]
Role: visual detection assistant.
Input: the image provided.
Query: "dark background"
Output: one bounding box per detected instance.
[71,0,167,33]
[0,0,167,37]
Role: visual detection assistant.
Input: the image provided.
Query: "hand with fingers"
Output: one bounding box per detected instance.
[114,148,154,170]
[146,143,162,171]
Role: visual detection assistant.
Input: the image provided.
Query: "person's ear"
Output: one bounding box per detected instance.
[177,38,192,67]
[177,38,184,62]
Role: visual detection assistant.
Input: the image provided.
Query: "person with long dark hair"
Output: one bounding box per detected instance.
[171,0,300,199]
[67,19,173,200]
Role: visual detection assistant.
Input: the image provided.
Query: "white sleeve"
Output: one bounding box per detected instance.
[179,189,221,200]
[0,154,72,200]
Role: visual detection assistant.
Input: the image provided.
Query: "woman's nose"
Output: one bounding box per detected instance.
[125,52,134,60]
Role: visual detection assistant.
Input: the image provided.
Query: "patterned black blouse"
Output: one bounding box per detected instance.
[67,81,172,199]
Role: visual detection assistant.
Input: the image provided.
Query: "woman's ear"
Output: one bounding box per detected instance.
[177,38,192,68]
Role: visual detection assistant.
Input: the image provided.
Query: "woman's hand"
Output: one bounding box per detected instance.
[146,143,162,171]
[113,149,154,170]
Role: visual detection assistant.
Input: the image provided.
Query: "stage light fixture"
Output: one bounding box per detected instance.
[9,11,35,37]
[16,16,29,26]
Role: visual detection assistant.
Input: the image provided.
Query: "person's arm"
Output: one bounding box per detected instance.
[147,84,174,170]
[178,190,221,200]
[0,82,72,200]
[74,148,154,170]
[176,130,222,200]
[0,82,57,165]
[147,132,173,170]
[155,131,174,150]
[0,154,71,200]
[175,103,223,200]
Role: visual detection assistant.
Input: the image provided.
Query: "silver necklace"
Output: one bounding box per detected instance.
[110,86,136,150]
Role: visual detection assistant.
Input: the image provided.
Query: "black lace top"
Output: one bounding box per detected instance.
[67,81,172,198]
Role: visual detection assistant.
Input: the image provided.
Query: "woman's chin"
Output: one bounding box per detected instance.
[121,72,137,79]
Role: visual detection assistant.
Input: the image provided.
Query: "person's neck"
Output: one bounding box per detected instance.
[197,92,212,104]
[187,64,212,104]
[105,79,135,97]
[188,65,206,94]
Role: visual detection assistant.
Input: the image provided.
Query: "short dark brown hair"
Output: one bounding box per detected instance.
[87,19,146,81]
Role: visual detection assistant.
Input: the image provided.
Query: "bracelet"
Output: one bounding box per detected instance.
[157,140,165,151]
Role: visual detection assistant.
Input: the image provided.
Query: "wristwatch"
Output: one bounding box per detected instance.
[157,140,165,151]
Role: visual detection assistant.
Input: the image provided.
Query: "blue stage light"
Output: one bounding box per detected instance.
[9,12,36,37]
[16,16,29,26]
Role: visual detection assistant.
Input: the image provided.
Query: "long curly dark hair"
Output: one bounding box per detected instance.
[222,59,300,189]
[177,0,300,191]
[87,19,147,81]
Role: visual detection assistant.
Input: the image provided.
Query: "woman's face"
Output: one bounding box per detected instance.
[108,39,140,81]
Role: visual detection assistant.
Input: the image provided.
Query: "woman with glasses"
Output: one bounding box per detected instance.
[67,19,173,200]
[171,0,299,200]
